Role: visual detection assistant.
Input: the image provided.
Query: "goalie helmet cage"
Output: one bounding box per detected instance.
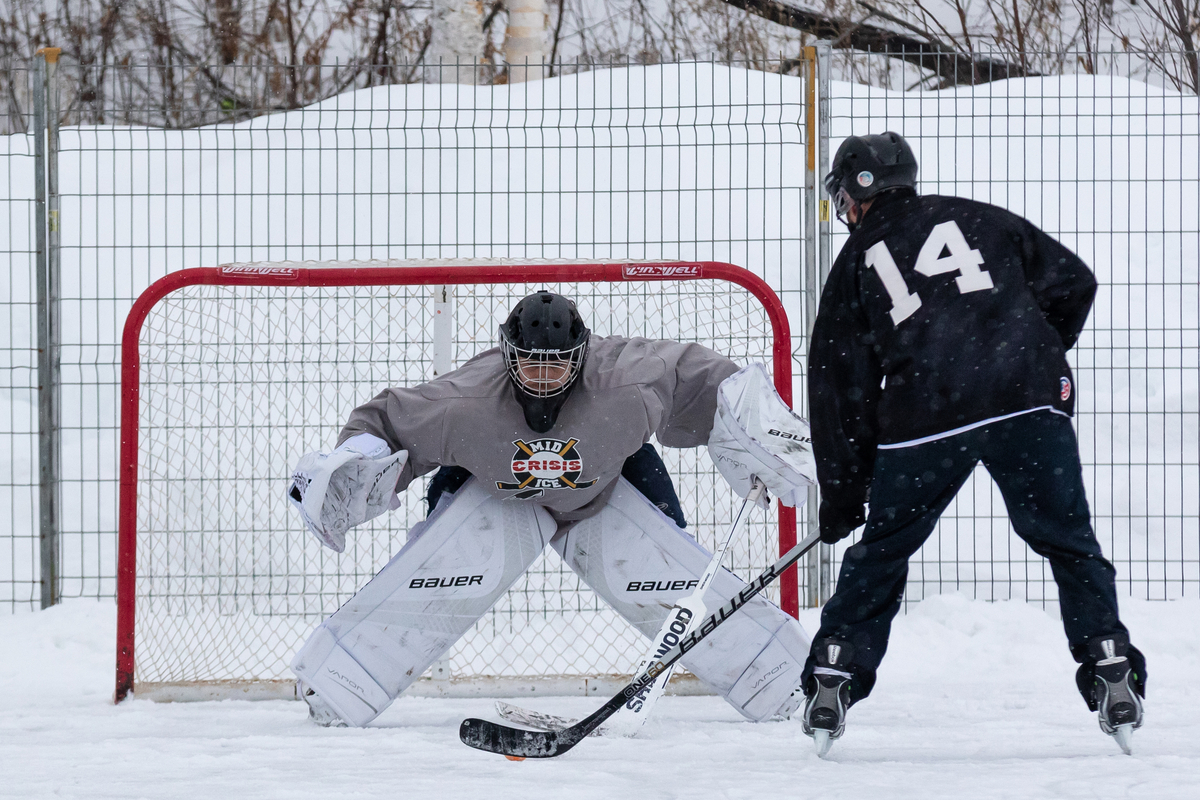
[114,260,798,703]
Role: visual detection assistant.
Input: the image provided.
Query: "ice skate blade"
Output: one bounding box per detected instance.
[812,729,833,758]
[1112,723,1135,755]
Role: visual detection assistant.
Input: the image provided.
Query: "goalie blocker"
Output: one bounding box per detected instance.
[707,363,816,508]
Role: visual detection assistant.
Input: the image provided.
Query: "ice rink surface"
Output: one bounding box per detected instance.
[2,594,1196,800]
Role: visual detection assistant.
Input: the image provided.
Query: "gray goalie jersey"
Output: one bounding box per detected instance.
[337,336,739,524]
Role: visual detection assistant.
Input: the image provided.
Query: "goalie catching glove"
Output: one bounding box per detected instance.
[288,433,408,552]
[708,363,816,507]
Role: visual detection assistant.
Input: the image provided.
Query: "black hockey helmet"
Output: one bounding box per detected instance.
[499,291,590,432]
[824,132,918,223]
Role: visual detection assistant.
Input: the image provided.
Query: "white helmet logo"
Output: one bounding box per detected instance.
[857,171,874,187]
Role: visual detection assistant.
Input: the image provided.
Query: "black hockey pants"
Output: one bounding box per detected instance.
[807,410,1129,704]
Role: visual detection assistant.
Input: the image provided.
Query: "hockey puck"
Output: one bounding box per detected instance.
[504,755,526,762]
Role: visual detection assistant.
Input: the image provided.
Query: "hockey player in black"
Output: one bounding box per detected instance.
[799,132,1146,756]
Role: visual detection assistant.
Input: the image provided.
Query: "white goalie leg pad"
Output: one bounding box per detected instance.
[551,478,812,722]
[292,479,555,726]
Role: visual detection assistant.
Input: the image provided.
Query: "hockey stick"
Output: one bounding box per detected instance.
[495,480,764,738]
[459,526,822,759]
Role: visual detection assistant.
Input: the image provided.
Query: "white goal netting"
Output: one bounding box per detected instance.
[127,264,787,697]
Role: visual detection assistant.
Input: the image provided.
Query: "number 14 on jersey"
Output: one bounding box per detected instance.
[864,220,994,325]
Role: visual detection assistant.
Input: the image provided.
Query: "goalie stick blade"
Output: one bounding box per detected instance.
[460,717,589,759]
[494,700,572,732]
[494,701,609,736]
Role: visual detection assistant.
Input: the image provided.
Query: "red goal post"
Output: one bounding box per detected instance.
[115,260,798,703]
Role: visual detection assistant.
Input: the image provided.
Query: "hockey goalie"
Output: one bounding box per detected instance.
[287,290,816,728]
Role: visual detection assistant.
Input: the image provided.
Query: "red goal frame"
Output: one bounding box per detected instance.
[114,260,797,703]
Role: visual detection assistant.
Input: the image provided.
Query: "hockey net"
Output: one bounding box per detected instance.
[115,260,796,702]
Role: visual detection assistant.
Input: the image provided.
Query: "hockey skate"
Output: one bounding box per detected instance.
[800,639,855,758]
[1084,636,1144,755]
[298,681,348,728]
[801,673,851,757]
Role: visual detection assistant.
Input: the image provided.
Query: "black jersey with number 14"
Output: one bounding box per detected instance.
[808,191,1098,512]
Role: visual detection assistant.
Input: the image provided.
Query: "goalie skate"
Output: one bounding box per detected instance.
[298,681,348,728]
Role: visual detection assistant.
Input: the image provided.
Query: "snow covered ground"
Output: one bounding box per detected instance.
[3,594,1197,799]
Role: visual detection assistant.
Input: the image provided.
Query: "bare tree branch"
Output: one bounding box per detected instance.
[720,0,1039,84]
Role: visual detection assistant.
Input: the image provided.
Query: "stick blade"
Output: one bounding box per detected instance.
[494,700,572,733]
[459,718,584,759]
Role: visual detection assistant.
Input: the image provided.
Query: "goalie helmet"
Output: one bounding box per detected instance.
[499,291,590,433]
[824,132,918,228]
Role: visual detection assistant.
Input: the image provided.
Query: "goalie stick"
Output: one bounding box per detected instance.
[499,479,766,739]
[459,526,822,759]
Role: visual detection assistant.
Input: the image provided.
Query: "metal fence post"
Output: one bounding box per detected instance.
[815,41,833,604]
[801,46,821,608]
[34,47,62,609]
[430,283,454,682]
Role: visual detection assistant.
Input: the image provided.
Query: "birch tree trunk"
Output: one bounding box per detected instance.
[504,0,547,83]
[427,0,486,84]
